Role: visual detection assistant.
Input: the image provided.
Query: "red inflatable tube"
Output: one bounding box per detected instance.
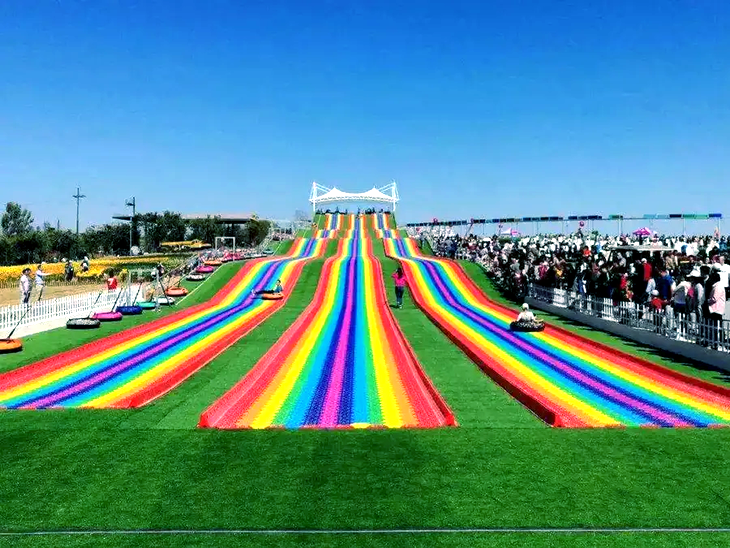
[165,287,189,297]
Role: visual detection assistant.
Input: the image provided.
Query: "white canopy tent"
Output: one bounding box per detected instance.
[309,181,399,214]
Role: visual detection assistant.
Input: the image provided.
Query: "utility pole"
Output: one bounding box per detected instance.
[125,197,136,253]
[73,187,86,236]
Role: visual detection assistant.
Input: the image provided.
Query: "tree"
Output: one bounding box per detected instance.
[188,216,221,247]
[1,202,33,237]
[243,219,271,247]
[159,211,187,243]
[14,231,50,264]
[51,230,79,259]
[138,213,165,253]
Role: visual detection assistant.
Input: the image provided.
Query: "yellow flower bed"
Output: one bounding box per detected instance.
[0,256,182,285]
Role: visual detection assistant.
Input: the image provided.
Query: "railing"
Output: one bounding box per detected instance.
[528,284,730,353]
[0,287,136,337]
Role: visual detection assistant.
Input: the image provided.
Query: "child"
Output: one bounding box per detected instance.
[106,271,118,291]
[391,268,407,308]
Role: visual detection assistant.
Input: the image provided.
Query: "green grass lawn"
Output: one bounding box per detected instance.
[2,531,730,548]
[1,236,730,546]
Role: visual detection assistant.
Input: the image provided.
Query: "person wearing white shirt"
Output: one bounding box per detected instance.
[516,303,536,322]
[34,263,49,301]
[717,256,730,296]
[19,268,31,305]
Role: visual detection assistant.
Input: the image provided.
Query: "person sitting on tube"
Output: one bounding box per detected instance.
[516,303,536,322]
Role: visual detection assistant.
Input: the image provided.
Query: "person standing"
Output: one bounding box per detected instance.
[106,270,118,291]
[19,268,31,305]
[391,267,407,309]
[34,263,49,301]
[64,259,75,282]
[707,269,727,348]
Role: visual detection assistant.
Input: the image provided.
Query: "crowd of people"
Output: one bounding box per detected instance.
[417,228,729,341]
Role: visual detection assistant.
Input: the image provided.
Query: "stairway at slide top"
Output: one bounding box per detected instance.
[200,213,454,429]
[384,237,730,428]
[0,239,326,409]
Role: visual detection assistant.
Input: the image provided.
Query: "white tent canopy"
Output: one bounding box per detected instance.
[309,181,399,213]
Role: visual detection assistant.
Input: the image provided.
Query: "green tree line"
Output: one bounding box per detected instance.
[0,202,270,266]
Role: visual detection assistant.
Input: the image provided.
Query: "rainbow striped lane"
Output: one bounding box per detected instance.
[199,224,454,429]
[0,239,326,410]
[314,213,355,239]
[323,213,343,230]
[384,237,730,428]
[313,229,338,239]
[372,212,400,239]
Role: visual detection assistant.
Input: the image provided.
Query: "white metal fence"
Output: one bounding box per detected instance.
[528,283,730,353]
[0,287,135,337]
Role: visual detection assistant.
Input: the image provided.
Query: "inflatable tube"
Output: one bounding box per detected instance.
[135,301,157,310]
[509,320,545,333]
[186,274,206,281]
[204,260,222,266]
[196,266,215,274]
[66,318,101,330]
[116,305,143,316]
[0,338,23,354]
[261,293,284,301]
[165,287,188,297]
[93,311,124,322]
[157,296,175,306]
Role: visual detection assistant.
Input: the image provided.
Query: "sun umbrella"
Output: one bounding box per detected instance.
[633,227,655,236]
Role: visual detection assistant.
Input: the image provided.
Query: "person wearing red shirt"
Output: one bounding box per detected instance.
[642,258,653,281]
[649,290,664,311]
[106,271,118,291]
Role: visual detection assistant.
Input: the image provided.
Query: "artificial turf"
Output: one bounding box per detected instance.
[2,532,730,548]
[1,235,730,546]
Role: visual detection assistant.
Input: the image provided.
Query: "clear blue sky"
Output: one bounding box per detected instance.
[1,0,728,232]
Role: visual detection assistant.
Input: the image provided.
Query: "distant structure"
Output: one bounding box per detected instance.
[309,181,399,214]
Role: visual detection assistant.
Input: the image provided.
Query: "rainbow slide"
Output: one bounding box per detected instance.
[0,239,326,409]
[200,216,454,429]
[384,237,730,428]
[313,213,355,239]
[372,212,400,239]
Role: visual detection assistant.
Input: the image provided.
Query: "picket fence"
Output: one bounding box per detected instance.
[0,287,137,337]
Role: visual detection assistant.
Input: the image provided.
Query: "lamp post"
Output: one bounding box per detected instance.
[125,197,136,254]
